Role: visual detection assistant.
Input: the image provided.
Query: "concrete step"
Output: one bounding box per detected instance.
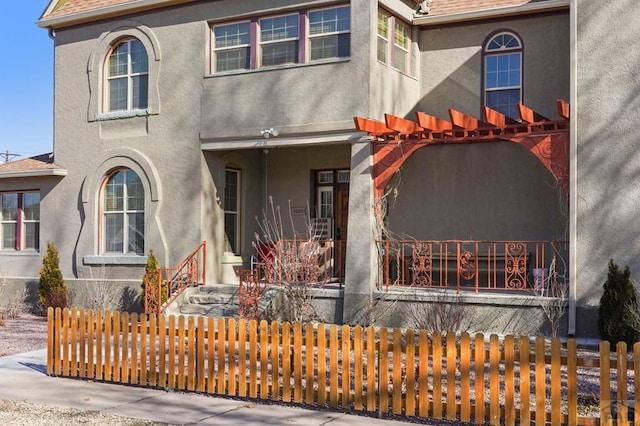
[173,284,240,318]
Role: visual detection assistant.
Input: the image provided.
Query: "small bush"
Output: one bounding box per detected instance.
[38,242,69,313]
[598,259,640,347]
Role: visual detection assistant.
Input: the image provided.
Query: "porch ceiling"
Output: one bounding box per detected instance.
[354,100,570,201]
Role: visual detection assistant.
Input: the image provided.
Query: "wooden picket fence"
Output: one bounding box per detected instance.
[47,308,638,425]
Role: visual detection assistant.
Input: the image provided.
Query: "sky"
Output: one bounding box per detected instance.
[0,1,54,162]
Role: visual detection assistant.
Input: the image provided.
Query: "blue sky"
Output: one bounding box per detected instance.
[0,2,54,161]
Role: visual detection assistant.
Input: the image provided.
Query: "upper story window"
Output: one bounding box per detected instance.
[211,5,350,73]
[1,192,40,251]
[483,32,522,119]
[377,10,411,74]
[102,169,144,255]
[106,38,149,112]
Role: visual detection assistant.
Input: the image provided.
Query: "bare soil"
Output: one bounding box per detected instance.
[0,313,48,357]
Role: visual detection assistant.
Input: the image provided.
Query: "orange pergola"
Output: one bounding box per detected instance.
[354,100,570,201]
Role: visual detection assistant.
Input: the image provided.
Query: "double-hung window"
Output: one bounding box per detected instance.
[1,192,40,251]
[308,6,350,60]
[260,14,299,66]
[483,32,522,119]
[211,5,350,73]
[106,38,148,112]
[103,169,144,255]
[213,22,251,72]
[377,10,411,74]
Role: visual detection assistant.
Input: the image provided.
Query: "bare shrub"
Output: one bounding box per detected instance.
[534,254,569,338]
[409,292,472,338]
[72,266,124,312]
[0,272,27,321]
[253,197,327,323]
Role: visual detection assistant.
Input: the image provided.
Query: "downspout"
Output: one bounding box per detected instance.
[568,0,577,336]
[48,28,56,158]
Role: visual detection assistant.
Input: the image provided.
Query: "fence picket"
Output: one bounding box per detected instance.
[62,308,70,377]
[419,330,429,418]
[47,308,54,375]
[617,342,628,425]
[249,320,258,398]
[405,329,415,417]
[489,334,500,425]
[460,333,470,423]
[446,332,457,420]
[228,319,237,396]
[293,322,303,403]
[121,312,128,384]
[187,316,195,391]
[393,328,403,415]
[79,310,86,378]
[129,313,137,384]
[367,326,377,412]
[535,336,545,426]
[177,316,185,390]
[260,320,269,399]
[71,308,78,378]
[317,324,327,406]
[379,327,390,414]
[600,341,611,424]
[504,335,515,426]
[95,310,103,381]
[519,337,531,425]
[306,323,315,404]
[104,310,112,381]
[551,338,561,425]
[342,325,351,409]
[196,317,205,393]
[329,324,338,408]
[140,314,148,386]
[112,311,120,382]
[567,338,577,426]
[270,321,279,400]
[219,318,228,395]
[474,333,485,423]
[282,322,291,402]
[149,314,157,387]
[167,315,175,390]
[208,317,216,394]
[432,332,442,419]
[87,310,95,380]
[238,319,247,397]
[354,326,364,411]
[158,315,166,389]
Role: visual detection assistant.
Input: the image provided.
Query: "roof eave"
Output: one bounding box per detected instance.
[37,0,196,29]
[413,0,570,26]
[0,169,68,179]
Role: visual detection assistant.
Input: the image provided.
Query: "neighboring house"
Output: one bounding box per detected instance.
[0,0,634,338]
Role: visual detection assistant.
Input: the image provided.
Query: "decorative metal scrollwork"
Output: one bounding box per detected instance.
[411,241,433,286]
[505,242,527,289]
[459,251,476,280]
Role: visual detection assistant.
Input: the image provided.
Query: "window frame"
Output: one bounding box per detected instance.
[211,20,252,73]
[104,37,149,113]
[101,168,145,255]
[0,191,40,252]
[377,9,411,75]
[258,13,300,67]
[224,168,242,255]
[210,4,350,74]
[482,31,523,119]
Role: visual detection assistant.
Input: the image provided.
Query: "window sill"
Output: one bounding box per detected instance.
[207,57,351,78]
[95,109,150,121]
[83,255,148,266]
[0,250,40,256]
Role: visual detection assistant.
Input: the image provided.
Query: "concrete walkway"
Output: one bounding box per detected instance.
[0,349,449,425]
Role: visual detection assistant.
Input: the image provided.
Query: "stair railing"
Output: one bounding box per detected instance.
[144,241,206,314]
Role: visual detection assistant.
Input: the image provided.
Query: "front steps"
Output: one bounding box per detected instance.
[163,283,240,318]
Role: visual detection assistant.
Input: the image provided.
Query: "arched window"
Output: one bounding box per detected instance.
[103,169,144,254]
[106,38,148,112]
[483,31,522,119]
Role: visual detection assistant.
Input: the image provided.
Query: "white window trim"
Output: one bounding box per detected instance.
[105,38,149,113]
[211,20,251,73]
[377,9,412,75]
[224,168,242,255]
[307,5,351,62]
[0,192,40,252]
[483,32,523,118]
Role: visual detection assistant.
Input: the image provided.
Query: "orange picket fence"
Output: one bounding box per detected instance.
[47,308,638,425]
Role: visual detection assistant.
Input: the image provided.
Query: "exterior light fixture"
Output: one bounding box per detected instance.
[261,127,279,139]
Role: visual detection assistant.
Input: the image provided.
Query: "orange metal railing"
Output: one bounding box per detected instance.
[377,240,568,292]
[144,241,206,314]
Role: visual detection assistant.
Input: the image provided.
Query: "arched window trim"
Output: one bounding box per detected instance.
[482,30,523,119]
[100,168,145,255]
[103,37,149,113]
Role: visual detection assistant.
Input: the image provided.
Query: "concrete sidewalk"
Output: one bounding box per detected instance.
[0,350,445,425]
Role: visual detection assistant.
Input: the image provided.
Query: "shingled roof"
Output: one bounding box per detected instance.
[38,0,564,28]
[0,153,67,179]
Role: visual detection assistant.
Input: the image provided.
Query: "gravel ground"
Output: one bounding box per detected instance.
[0,314,168,425]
